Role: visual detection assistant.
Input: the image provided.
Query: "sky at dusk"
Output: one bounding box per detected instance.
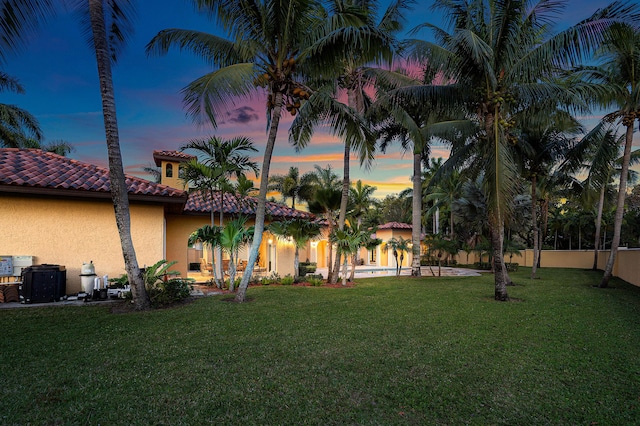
[3,0,631,199]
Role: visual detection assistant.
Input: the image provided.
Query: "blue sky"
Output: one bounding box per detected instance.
[3,0,630,198]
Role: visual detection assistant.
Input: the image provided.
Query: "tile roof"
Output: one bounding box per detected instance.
[0,148,187,201]
[378,222,412,230]
[184,190,316,220]
[153,150,195,166]
[0,148,317,220]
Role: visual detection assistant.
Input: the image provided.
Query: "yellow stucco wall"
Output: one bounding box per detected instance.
[165,214,207,279]
[1,196,165,293]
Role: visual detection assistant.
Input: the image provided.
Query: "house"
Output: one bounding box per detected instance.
[0,148,316,294]
[371,222,415,268]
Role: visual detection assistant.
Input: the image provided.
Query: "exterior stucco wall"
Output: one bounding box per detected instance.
[165,215,209,279]
[376,229,413,268]
[1,196,165,293]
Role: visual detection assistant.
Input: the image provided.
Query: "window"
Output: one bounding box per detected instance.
[166,163,173,178]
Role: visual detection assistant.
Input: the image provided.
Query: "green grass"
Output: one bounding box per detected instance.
[2,268,640,425]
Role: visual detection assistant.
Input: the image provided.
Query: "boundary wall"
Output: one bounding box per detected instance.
[455,248,640,287]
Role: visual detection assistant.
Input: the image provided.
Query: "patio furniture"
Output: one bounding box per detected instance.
[200,258,213,275]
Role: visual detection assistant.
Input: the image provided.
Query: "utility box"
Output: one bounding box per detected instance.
[0,256,12,276]
[20,265,66,304]
[12,256,34,277]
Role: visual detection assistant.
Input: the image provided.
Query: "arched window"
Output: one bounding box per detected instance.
[166,163,173,178]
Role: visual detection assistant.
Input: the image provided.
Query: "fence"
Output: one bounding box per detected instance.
[455,248,640,287]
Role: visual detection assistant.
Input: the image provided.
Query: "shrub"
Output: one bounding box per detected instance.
[298,262,317,277]
[281,274,294,285]
[473,262,492,270]
[148,278,193,308]
[307,276,324,286]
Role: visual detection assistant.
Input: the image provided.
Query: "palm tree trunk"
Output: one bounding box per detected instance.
[294,246,300,280]
[539,198,548,268]
[341,253,348,286]
[531,174,539,279]
[490,218,509,300]
[411,152,422,276]
[326,217,334,279]
[349,252,357,282]
[209,190,221,288]
[236,92,284,302]
[600,122,634,288]
[218,190,225,280]
[229,252,236,292]
[331,138,350,284]
[89,0,148,310]
[593,184,605,270]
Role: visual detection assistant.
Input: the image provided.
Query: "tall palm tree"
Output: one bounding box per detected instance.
[564,123,640,269]
[308,186,342,279]
[180,136,258,283]
[425,169,464,238]
[515,108,582,279]
[349,180,377,227]
[268,166,313,209]
[147,0,363,302]
[66,0,149,309]
[578,23,640,288]
[407,0,639,300]
[181,136,258,227]
[291,0,412,284]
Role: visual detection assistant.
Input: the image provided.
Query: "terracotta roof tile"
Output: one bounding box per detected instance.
[153,150,195,166]
[0,148,187,199]
[184,190,316,220]
[1,149,316,220]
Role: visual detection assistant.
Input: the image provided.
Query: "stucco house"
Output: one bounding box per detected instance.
[0,148,316,294]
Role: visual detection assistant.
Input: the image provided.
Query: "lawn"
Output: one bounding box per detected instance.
[2,268,640,425]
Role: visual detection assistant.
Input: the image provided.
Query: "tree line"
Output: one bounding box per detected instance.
[2,0,639,308]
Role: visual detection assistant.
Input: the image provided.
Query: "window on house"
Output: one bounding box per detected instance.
[166,163,173,178]
[370,249,376,263]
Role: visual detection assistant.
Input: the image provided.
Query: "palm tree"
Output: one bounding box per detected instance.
[235,174,258,197]
[147,0,374,302]
[0,73,42,147]
[180,136,258,281]
[425,233,457,277]
[578,23,640,288]
[188,224,222,286]
[349,180,377,228]
[515,108,582,279]
[564,123,640,269]
[0,1,53,148]
[308,186,342,279]
[269,218,321,280]
[268,167,313,209]
[425,169,464,238]
[407,0,639,300]
[330,226,362,286]
[291,0,412,284]
[219,216,254,292]
[383,236,410,277]
[65,0,150,309]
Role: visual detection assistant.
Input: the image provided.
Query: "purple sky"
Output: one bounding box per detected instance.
[3,0,631,199]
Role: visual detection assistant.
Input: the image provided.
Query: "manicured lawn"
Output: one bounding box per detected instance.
[2,268,640,425]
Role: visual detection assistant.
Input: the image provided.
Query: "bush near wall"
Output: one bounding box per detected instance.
[298,262,317,277]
